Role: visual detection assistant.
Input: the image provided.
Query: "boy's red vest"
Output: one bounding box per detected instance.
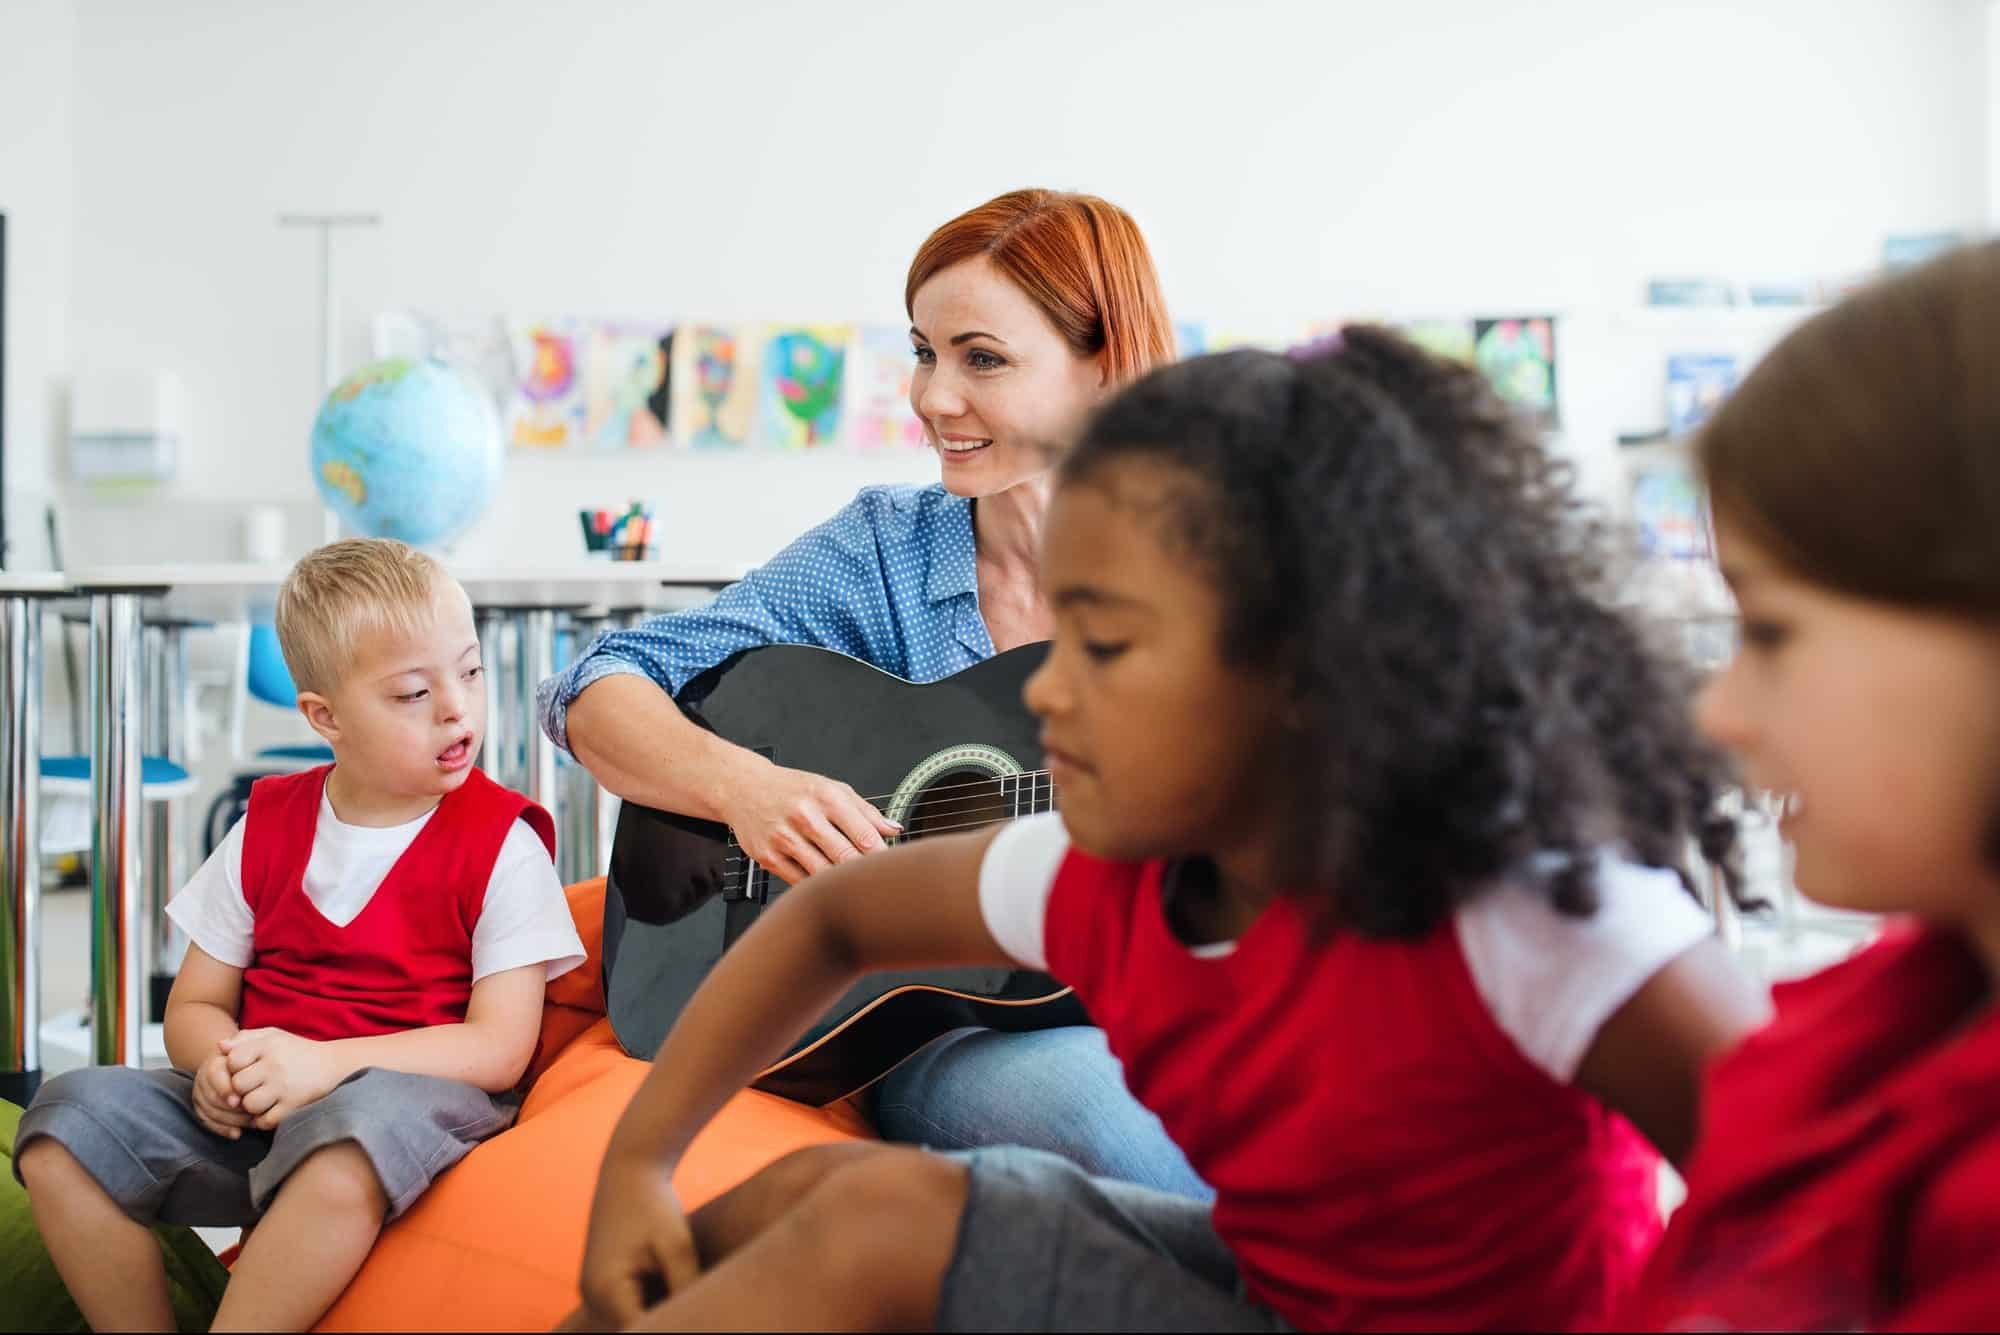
[236,765,556,1041]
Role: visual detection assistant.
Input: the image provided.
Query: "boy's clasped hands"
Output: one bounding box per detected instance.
[191,1029,344,1138]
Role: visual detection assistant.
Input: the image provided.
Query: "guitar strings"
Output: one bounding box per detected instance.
[719,772,1055,844]
[718,771,1056,861]
[718,806,1058,863]
[841,767,1057,811]
[718,792,1060,874]
[717,769,1058,850]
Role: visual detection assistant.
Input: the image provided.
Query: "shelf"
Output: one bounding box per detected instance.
[1610,305,1825,337]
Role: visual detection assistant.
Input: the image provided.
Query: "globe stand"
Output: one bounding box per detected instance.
[279,212,380,548]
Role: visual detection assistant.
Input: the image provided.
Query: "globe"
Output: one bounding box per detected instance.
[310,358,502,550]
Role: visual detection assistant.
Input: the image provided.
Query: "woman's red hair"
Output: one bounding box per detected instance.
[905,189,1174,384]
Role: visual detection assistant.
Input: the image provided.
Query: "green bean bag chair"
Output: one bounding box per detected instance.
[1,1095,229,1333]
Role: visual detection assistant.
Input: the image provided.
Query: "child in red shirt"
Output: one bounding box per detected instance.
[569,333,1768,1331]
[1618,242,2000,1331]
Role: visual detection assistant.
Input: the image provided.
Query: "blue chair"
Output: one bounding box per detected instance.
[232,622,334,770]
[201,623,332,858]
[39,756,198,856]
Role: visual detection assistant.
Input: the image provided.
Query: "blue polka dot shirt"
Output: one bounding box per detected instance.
[536,483,993,754]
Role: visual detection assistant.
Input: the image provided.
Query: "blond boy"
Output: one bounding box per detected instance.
[16,539,582,1331]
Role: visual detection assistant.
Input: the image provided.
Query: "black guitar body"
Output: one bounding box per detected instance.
[602,643,1085,1105]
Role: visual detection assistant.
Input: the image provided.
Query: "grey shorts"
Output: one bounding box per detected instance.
[938,1145,1289,1333]
[12,1064,516,1225]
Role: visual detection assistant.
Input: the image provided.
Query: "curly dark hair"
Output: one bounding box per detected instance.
[1061,328,1748,937]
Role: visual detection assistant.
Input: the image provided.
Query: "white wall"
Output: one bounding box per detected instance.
[0,0,75,571]
[1989,0,2000,228]
[38,0,1997,569]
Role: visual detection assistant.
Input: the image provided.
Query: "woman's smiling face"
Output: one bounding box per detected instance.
[908,257,1109,499]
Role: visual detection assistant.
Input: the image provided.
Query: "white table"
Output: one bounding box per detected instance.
[63,561,744,1066]
[455,563,741,883]
[2,572,72,1102]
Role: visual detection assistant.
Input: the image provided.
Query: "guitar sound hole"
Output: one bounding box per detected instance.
[904,768,1011,841]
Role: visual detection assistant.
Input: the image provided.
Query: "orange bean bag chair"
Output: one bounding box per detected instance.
[313,878,873,1332]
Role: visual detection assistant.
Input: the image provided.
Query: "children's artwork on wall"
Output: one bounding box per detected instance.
[1881,232,1961,272]
[1398,319,1477,365]
[1645,278,1738,307]
[505,319,585,450]
[1665,352,1739,437]
[670,325,761,450]
[1745,281,1813,307]
[1204,329,1296,354]
[758,325,851,449]
[1473,316,1559,430]
[845,326,926,451]
[582,323,672,449]
[1174,323,1208,359]
[1630,457,1710,561]
[372,311,517,412]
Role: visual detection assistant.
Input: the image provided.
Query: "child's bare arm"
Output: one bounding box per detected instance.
[163,944,243,1068]
[316,964,548,1091]
[575,826,1009,1325]
[163,945,257,1136]
[223,964,546,1126]
[1573,936,1771,1165]
[610,825,1008,1167]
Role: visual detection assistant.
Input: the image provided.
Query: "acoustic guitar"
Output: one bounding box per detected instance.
[602,642,1086,1105]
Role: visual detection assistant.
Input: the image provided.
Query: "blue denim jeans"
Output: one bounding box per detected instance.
[870,1025,1212,1202]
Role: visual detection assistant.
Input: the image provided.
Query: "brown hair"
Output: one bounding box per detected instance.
[276,538,456,694]
[904,189,1175,384]
[1699,241,2000,614]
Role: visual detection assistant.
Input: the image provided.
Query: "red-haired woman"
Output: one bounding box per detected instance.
[537,190,1201,1196]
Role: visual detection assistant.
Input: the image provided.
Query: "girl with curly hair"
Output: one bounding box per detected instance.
[566,332,1768,1331]
[1621,242,2000,1331]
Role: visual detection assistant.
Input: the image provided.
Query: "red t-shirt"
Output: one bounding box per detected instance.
[236,765,555,1041]
[984,816,1696,1332]
[1621,923,2000,1332]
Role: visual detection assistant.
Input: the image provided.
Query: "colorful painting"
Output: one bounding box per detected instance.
[1398,318,1477,365]
[758,324,851,449]
[1204,329,1293,353]
[1630,457,1710,561]
[1881,232,1961,272]
[1473,316,1559,430]
[582,323,672,449]
[670,325,762,450]
[845,326,926,451]
[1665,352,1739,437]
[505,319,585,450]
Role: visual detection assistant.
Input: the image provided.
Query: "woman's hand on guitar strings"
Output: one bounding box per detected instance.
[722,757,903,884]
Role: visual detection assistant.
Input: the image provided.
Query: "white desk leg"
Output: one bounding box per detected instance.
[554,612,608,885]
[143,625,189,1021]
[476,609,514,788]
[90,593,145,1067]
[1,597,44,1102]
[518,609,559,812]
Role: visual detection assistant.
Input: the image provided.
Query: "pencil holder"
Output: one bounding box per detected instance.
[580,502,658,560]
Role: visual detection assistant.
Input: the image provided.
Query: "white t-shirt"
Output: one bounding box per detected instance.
[979,812,1719,1084]
[167,793,586,985]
